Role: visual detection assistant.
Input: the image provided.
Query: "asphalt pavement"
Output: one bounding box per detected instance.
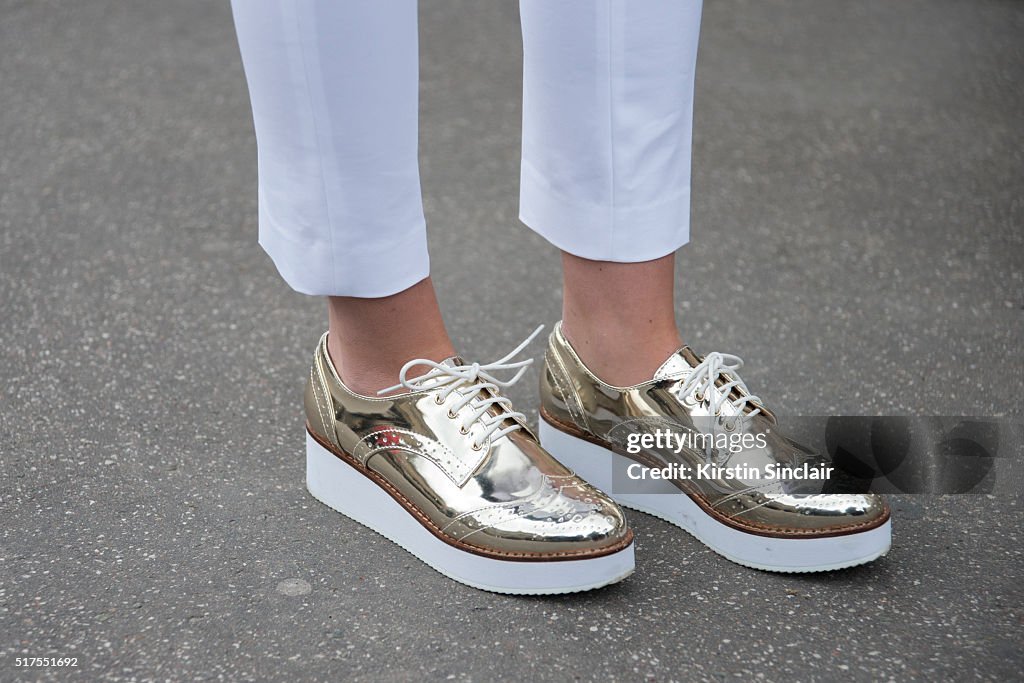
[1,1,1022,681]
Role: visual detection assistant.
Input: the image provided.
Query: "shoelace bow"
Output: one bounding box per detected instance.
[676,351,763,431]
[377,325,545,450]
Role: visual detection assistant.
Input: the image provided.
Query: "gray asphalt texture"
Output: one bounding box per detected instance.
[1,1,1022,681]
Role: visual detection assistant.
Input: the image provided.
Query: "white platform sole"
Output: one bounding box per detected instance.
[305,433,635,594]
[539,419,891,573]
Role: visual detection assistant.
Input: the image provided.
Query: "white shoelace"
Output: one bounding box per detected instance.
[677,351,763,429]
[377,325,545,450]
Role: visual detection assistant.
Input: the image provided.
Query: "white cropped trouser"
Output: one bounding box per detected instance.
[231,1,703,297]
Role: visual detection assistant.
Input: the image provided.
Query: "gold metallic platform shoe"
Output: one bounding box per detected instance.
[304,327,634,594]
[538,322,891,573]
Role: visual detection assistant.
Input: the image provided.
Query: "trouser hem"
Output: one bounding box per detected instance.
[518,161,691,262]
[258,199,430,298]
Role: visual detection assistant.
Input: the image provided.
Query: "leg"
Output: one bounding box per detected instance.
[519,0,702,385]
[529,2,891,572]
[233,0,636,594]
[231,0,453,393]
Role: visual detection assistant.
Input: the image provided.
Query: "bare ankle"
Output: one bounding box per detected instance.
[326,277,456,395]
[560,318,681,387]
[561,252,682,386]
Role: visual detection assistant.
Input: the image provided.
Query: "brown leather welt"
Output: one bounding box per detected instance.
[306,424,634,562]
[538,409,891,540]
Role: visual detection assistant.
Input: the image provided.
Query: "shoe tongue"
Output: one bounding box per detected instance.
[439,355,523,432]
[653,347,698,381]
[656,347,771,420]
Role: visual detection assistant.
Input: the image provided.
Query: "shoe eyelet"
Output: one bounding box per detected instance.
[434,395,444,405]
[447,409,457,419]
[694,391,704,402]
[471,442,483,451]
[459,426,469,435]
